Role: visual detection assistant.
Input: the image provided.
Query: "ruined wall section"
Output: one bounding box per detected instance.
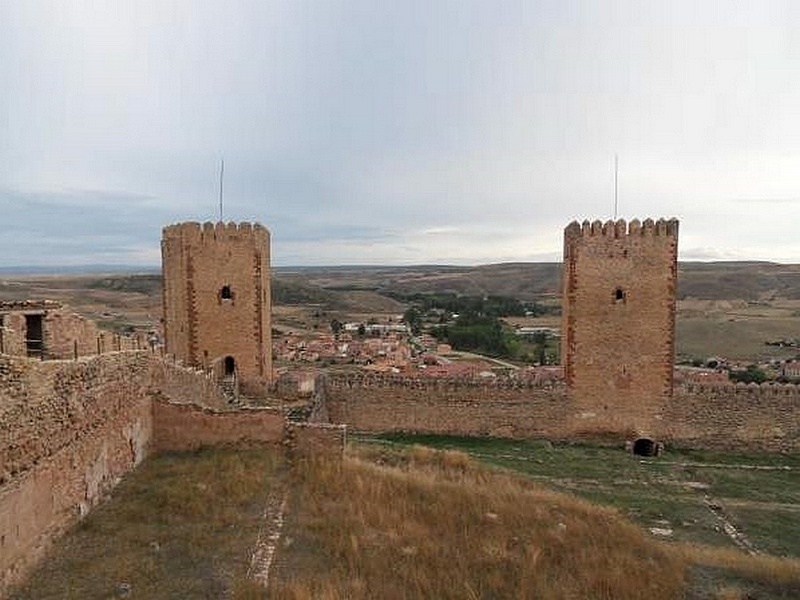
[287,422,346,459]
[162,222,272,387]
[325,374,569,438]
[0,353,154,481]
[1,301,142,360]
[0,313,26,356]
[149,359,228,410]
[562,218,678,437]
[0,351,281,594]
[152,400,284,452]
[0,353,153,592]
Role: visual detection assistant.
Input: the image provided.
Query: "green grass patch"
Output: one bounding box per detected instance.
[726,506,800,558]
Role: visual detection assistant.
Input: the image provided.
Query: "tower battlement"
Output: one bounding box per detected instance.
[564,218,679,240]
[162,221,269,245]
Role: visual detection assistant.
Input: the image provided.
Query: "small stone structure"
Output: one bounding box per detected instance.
[161,221,273,393]
[0,300,141,359]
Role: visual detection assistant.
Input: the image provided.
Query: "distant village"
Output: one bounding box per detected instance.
[273,313,800,386]
[272,316,562,381]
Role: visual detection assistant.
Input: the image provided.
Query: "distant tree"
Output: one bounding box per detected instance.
[729,365,767,384]
[531,332,548,365]
[357,323,366,337]
[330,319,343,337]
[403,307,423,335]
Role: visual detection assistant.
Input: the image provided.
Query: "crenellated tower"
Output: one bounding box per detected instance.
[161,221,272,390]
[561,218,679,437]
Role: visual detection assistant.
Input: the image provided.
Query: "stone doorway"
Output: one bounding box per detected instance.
[25,314,44,358]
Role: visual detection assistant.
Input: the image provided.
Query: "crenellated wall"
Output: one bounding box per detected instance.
[667,382,800,452]
[322,372,800,451]
[325,373,571,439]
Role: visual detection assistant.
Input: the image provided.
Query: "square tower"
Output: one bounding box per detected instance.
[561,218,678,436]
[161,221,272,390]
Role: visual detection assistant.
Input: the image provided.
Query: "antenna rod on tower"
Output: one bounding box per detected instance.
[218,159,225,222]
[613,153,619,220]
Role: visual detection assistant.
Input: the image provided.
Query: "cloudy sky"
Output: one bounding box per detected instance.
[2,1,799,267]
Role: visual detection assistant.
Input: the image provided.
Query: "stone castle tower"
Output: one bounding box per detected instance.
[561,218,679,437]
[161,221,272,390]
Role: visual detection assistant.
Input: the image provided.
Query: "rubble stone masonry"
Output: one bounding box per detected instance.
[0,353,153,593]
[152,401,284,453]
[325,374,571,439]
[668,382,800,452]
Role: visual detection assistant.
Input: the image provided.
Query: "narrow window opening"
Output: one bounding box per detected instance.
[613,288,626,303]
[221,285,232,300]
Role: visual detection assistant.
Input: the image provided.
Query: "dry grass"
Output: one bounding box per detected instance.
[674,543,800,586]
[271,445,686,599]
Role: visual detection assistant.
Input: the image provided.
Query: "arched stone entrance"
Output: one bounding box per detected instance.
[632,437,662,457]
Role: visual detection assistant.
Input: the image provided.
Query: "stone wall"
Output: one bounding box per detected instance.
[149,358,228,410]
[287,422,346,459]
[0,352,154,481]
[325,374,570,439]
[322,373,800,451]
[0,353,153,593]
[2,349,798,594]
[562,219,678,437]
[152,400,284,452]
[668,383,800,452]
[161,221,272,387]
[0,351,282,595]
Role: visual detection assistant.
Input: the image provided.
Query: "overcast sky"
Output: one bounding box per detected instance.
[2,1,799,267]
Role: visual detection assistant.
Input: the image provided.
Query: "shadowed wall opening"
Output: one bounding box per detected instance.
[632,437,659,457]
[224,356,236,377]
[24,315,43,358]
